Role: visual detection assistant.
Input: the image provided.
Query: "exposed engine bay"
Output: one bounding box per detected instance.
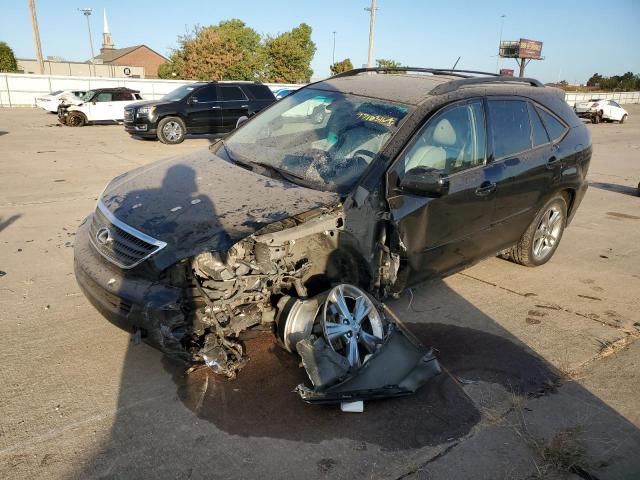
[182,206,440,403]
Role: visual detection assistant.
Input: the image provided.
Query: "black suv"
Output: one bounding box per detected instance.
[75,68,591,403]
[124,82,276,144]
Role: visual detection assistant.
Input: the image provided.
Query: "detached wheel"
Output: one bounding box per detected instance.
[507,195,567,267]
[66,111,86,127]
[592,113,600,124]
[157,117,186,144]
[620,114,627,124]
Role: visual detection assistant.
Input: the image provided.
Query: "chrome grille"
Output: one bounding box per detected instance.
[89,202,166,269]
[124,108,134,122]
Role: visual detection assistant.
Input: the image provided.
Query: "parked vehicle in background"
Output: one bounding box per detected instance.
[575,98,628,124]
[74,67,592,402]
[273,87,298,100]
[36,90,86,113]
[123,82,276,144]
[58,88,143,127]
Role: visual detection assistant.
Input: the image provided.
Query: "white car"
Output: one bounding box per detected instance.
[57,88,143,127]
[35,90,86,113]
[574,98,628,124]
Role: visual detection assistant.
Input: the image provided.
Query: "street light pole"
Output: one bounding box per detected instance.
[495,14,506,74]
[79,8,95,76]
[332,31,336,66]
[366,0,377,68]
[28,0,44,74]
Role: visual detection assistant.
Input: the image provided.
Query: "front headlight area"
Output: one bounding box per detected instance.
[136,105,156,118]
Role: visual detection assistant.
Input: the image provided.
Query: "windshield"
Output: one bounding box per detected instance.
[224,88,411,193]
[81,90,95,102]
[162,84,199,101]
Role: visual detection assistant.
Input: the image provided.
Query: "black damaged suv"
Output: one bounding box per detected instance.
[124,81,276,144]
[75,68,591,403]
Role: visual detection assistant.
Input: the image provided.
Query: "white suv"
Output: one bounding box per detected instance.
[574,98,628,124]
[58,88,143,127]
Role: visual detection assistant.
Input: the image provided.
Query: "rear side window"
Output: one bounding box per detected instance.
[535,107,567,142]
[193,85,218,102]
[528,103,550,147]
[244,84,276,100]
[113,91,133,101]
[220,86,246,101]
[488,100,531,158]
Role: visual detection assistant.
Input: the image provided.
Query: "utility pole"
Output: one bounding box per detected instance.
[365,0,377,68]
[79,8,95,76]
[495,14,505,74]
[332,31,336,66]
[28,0,44,74]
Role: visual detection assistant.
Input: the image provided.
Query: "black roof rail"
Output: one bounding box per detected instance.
[329,67,501,79]
[429,76,544,95]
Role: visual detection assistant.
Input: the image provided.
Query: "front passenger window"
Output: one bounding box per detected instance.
[402,101,486,174]
[95,93,113,102]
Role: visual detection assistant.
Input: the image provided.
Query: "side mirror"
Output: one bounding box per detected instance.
[400,167,450,197]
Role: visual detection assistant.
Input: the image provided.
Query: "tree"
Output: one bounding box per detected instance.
[330,58,353,75]
[264,23,316,83]
[0,41,17,73]
[376,58,404,74]
[157,62,177,79]
[586,73,603,87]
[168,20,265,81]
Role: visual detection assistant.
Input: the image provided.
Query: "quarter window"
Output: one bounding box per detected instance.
[220,86,246,101]
[402,101,486,174]
[488,100,531,158]
[113,91,133,101]
[528,103,550,147]
[535,107,567,142]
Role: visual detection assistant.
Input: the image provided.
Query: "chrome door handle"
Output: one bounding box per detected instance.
[211,106,221,109]
[241,105,248,108]
[475,181,496,196]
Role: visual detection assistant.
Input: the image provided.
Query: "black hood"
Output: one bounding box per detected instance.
[128,99,170,109]
[100,150,339,270]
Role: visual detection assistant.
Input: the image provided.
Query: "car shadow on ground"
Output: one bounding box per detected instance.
[589,181,640,197]
[72,164,640,478]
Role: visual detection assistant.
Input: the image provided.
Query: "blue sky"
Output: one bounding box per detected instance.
[1,0,638,83]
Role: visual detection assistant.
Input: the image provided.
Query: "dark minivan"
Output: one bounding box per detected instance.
[124,81,276,144]
[75,68,591,399]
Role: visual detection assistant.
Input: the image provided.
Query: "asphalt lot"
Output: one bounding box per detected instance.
[0,106,639,480]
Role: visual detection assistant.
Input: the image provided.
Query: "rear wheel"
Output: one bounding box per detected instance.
[505,195,567,267]
[620,114,627,124]
[66,111,86,127]
[157,117,186,144]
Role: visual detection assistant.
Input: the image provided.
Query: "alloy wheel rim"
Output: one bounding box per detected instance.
[322,284,384,368]
[533,206,563,260]
[163,121,182,141]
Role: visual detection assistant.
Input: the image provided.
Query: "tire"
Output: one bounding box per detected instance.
[66,111,86,127]
[506,195,568,267]
[157,117,186,144]
[620,114,627,124]
[592,112,600,124]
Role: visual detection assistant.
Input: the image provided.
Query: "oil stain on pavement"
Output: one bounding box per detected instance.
[163,323,558,451]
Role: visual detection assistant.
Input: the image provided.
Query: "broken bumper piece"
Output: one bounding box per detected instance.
[295,325,441,404]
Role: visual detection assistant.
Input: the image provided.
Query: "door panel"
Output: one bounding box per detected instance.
[487,99,555,244]
[387,99,500,284]
[186,85,223,133]
[219,86,250,130]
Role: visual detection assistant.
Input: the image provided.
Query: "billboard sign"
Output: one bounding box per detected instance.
[518,39,543,59]
[500,68,514,77]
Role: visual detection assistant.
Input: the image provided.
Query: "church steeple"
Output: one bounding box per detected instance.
[101,9,114,52]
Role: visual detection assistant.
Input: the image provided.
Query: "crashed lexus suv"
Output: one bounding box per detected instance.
[74,67,591,404]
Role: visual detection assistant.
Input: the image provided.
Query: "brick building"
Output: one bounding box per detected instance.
[92,10,167,78]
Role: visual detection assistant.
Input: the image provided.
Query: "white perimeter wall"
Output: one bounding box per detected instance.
[2,72,639,108]
[0,73,302,107]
